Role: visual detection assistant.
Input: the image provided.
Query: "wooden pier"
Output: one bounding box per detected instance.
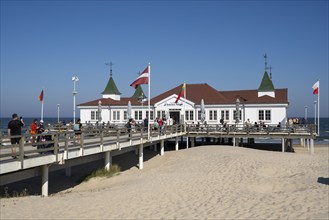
[0,123,316,196]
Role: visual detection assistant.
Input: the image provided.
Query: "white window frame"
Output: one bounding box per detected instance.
[258,110,271,122]
[113,111,120,121]
[209,110,217,121]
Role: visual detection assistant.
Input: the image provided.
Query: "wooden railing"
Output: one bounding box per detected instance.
[0,124,186,165]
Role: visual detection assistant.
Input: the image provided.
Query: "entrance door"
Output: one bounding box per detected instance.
[170,111,180,124]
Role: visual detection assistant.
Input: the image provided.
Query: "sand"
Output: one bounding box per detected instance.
[1,144,328,220]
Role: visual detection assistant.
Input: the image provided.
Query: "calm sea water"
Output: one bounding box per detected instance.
[1,117,328,144]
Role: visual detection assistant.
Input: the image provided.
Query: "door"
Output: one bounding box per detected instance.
[170,111,180,124]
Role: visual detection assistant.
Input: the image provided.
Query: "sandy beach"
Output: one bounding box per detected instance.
[1,144,328,220]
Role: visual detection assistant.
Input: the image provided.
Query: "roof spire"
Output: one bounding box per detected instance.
[105,61,114,77]
[264,53,269,72]
[269,66,273,80]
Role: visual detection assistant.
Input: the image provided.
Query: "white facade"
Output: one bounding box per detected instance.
[79,95,288,126]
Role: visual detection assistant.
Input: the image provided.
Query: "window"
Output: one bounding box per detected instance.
[185,110,194,121]
[233,110,242,120]
[156,111,165,119]
[91,111,99,121]
[113,111,120,121]
[124,111,127,120]
[135,111,142,120]
[197,110,201,121]
[91,111,96,120]
[146,111,154,120]
[221,110,229,121]
[265,110,271,121]
[259,110,271,121]
[209,110,217,121]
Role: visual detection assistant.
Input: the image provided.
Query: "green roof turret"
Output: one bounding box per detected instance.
[258,71,274,92]
[102,74,121,95]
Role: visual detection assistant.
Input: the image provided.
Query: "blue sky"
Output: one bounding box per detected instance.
[1,0,328,118]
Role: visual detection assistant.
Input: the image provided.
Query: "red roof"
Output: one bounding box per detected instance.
[79,83,288,106]
[79,97,143,107]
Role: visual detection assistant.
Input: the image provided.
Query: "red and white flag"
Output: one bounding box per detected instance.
[312,81,319,95]
[175,84,185,103]
[39,90,44,102]
[130,66,149,88]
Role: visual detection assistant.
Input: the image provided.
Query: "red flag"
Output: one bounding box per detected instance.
[130,66,149,88]
[175,84,185,103]
[39,90,44,102]
[312,81,319,95]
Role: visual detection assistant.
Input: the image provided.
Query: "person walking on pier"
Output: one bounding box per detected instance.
[7,113,25,159]
[74,119,82,144]
[126,118,135,139]
[30,119,38,144]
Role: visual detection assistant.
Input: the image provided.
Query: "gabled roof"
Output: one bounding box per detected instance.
[79,83,288,107]
[102,75,121,95]
[151,83,229,105]
[220,88,288,104]
[258,71,275,92]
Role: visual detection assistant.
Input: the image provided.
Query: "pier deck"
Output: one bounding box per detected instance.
[0,124,316,196]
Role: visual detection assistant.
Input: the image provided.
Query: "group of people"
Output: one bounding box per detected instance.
[7,113,47,159]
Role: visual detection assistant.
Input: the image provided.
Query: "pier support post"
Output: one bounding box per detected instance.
[191,137,195,148]
[154,144,157,152]
[139,144,143,169]
[233,138,236,147]
[105,151,112,171]
[160,140,164,156]
[175,136,179,151]
[282,138,285,152]
[186,136,189,149]
[310,139,314,154]
[65,167,71,177]
[41,165,49,197]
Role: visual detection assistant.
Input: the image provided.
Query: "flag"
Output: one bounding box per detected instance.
[312,81,319,95]
[130,66,149,88]
[175,84,185,103]
[39,90,44,102]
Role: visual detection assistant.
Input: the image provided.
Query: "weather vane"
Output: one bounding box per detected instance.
[264,53,269,72]
[105,61,114,77]
[269,66,273,80]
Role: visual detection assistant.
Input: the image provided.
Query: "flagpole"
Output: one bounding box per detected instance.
[148,63,151,140]
[317,79,320,136]
[41,99,44,121]
[183,82,186,125]
[41,88,44,121]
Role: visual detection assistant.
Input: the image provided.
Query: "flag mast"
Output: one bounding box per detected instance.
[40,88,44,121]
[148,63,151,140]
[317,79,320,136]
[41,91,44,121]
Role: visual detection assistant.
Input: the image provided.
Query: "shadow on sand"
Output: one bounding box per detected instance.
[317,177,329,185]
[0,148,160,197]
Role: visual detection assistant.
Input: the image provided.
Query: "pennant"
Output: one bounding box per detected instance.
[130,66,149,88]
[39,90,44,102]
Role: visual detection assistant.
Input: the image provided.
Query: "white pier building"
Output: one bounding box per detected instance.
[78,69,288,126]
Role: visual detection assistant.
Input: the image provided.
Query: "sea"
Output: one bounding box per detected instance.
[1,117,328,145]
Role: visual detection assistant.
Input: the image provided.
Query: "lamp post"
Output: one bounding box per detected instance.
[72,76,79,123]
[57,104,60,123]
[304,105,308,121]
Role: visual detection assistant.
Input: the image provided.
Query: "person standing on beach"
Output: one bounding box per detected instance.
[7,113,25,159]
